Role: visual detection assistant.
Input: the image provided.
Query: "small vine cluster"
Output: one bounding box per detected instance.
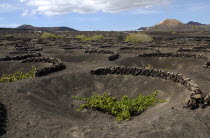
[72,91,166,122]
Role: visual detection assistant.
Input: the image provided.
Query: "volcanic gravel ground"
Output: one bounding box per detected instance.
[0,31,210,138]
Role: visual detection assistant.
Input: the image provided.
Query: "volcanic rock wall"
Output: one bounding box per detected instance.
[108,53,120,61]
[0,103,6,136]
[0,53,42,61]
[138,52,210,68]
[138,52,209,60]
[90,66,210,109]
[22,57,66,77]
[119,47,155,50]
[84,49,115,54]
[203,61,210,68]
[61,46,89,50]
[84,49,120,61]
[177,47,210,52]
[15,47,43,51]
[9,51,37,54]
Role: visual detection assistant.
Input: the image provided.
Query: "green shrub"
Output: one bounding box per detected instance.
[125,33,153,43]
[72,91,166,122]
[4,35,12,38]
[76,35,91,42]
[82,44,92,47]
[171,31,177,35]
[146,64,153,69]
[56,35,64,38]
[41,32,63,39]
[91,35,104,41]
[76,35,104,42]
[0,66,36,83]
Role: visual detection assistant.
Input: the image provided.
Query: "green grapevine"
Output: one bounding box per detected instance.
[72,90,166,122]
[0,66,36,83]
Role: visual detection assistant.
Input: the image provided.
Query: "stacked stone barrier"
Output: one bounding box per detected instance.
[119,47,155,50]
[61,46,89,50]
[138,52,209,60]
[90,66,210,109]
[9,51,37,54]
[176,47,210,52]
[203,61,210,68]
[15,47,43,51]
[99,45,112,48]
[108,53,120,61]
[138,52,210,68]
[0,53,42,61]
[192,46,209,50]
[15,43,33,48]
[84,49,120,61]
[15,46,34,49]
[84,49,115,54]
[21,57,66,76]
[0,103,6,135]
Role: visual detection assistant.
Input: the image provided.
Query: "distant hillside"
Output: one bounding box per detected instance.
[17,25,34,30]
[147,19,188,31]
[146,19,210,31]
[187,21,206,26]
[157,19,184,26]
[137,27,148,31]
[17,24,77,31]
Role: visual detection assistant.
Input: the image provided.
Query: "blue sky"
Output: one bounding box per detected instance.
[0,0,210,31]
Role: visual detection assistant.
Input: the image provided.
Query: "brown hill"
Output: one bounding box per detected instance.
[157,19,184,26]
[147,19,210,31]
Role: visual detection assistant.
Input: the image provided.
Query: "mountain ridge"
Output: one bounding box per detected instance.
[16,24,77,31]
[138,19,210,31]
[186,21,206,26]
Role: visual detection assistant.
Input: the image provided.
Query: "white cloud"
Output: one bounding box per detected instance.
[0,3,21,13]
[0,3,12,8]
[19,0,171,15]
[21,10,29,16]
[0,3,10,8]
[132,9,161,15]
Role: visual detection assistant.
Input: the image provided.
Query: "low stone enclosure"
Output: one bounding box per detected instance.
[14,42,43,52]
[60,46,90,50]
[21,57,66,76]
[138,52,209,60]
[84,49,120,61]
[90,66,210,109]
[193,46,210,50]
[9,51,37,54]
[204,61,210,68]
[0,53,42,61]
[15,47,43,51]
[176,47,210,52]
[99,45,112,48]
[60,45,120,61]
[108,53,120,61]
[138,52,210,68]
[119,46,155,50]
[0,54,66,76]
[0,102,6,136]
[84,49,115,54]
